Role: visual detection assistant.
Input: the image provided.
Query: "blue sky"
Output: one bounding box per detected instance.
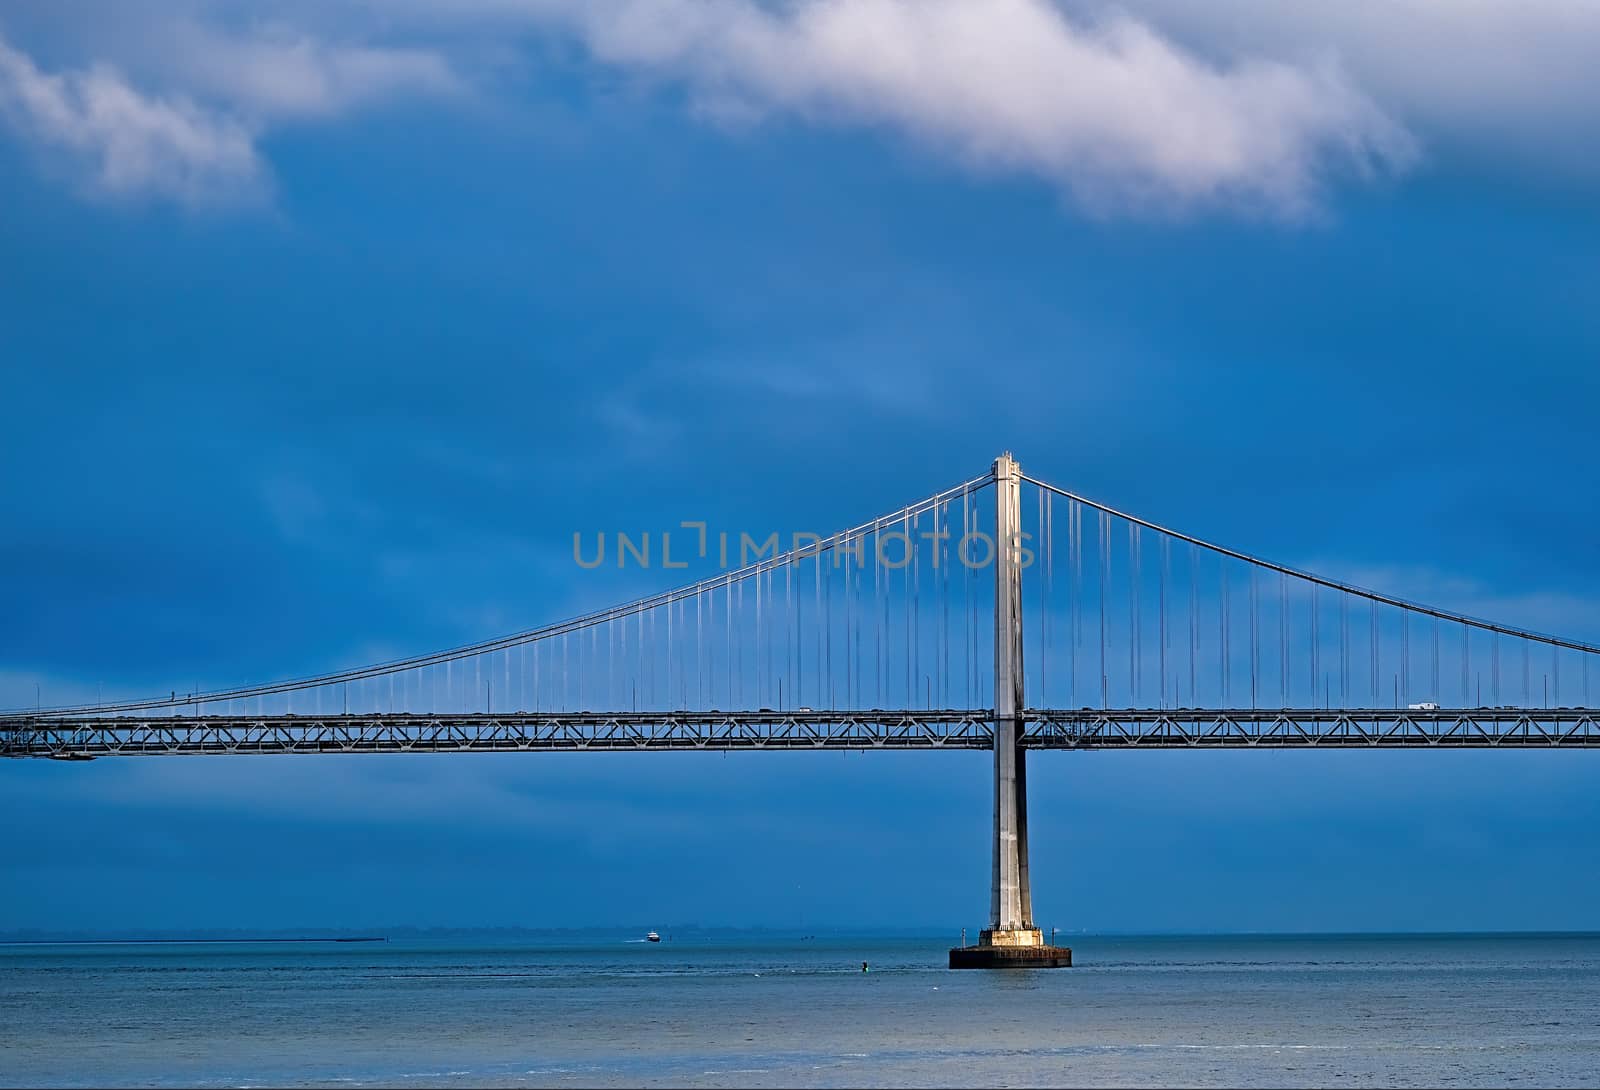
[2,1,1598,935]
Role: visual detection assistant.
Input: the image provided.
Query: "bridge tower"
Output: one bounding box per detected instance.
[950,452,1071,968]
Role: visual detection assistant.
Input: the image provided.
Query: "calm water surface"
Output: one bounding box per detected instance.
[2,933,1598,1087]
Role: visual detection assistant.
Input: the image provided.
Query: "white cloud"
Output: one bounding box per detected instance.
[169,22,459,121]
[502,0,1414,217]
[0,23,458,207]
[0,34,264,205]
[1114,2,1600,137]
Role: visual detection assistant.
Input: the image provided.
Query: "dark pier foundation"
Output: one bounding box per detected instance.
[949,929,1072,968]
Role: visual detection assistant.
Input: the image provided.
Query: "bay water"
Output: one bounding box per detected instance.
[3,932,1597,1087]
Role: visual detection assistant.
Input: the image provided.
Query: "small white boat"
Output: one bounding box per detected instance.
[646,931,661,943]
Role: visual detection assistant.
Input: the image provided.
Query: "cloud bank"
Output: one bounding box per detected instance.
[15,0,1600,214]
[521,0,1413,217]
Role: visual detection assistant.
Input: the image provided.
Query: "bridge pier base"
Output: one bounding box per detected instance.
[949,929,1072,969]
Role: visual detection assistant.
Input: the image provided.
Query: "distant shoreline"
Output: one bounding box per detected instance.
[0,937,388,946]
[5,929,1600,946]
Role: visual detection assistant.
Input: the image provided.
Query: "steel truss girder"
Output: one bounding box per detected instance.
[0,711,995,758]
[6,708,1600,758]
[1023,708,1600,747]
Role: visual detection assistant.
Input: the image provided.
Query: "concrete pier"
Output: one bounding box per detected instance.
[949,936,1072,969]
[949,453,1072,970]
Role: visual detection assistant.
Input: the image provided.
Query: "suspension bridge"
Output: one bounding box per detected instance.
[4,454,1598,965]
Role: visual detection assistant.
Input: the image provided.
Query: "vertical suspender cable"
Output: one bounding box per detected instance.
[1340,594,1349,708]
[1159,535,1168,708]
[1310,585,1319,709]
[758,565,767,708]
[786,556,793,711]
[824,539,833,709]
[1279,571,1288,707]
[882,519,891,706]
[812,542,821,709]
[941,501,950,708]
[907,510,915,706]
[1369,601,1379,708]
[1039,487,1047,708]
[1071,500,1081,708]
[855,525,863,707]
[1221,565,1231,707]
[1431,616,1440,703]
[844,528,854,707]
[963,489,972,707]
[1131,524,1140,705]
[876,518,889,704]
[1043,490,1053,708]
[1401,611,1410,706]
[1249,568,1258,710]
[1188,547,1197,707]
[1493,632,1501,704]
[914,509,923,705]
[1101,511,1110,707]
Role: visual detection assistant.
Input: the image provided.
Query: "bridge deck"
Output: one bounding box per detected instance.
[4,708,1599,757]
